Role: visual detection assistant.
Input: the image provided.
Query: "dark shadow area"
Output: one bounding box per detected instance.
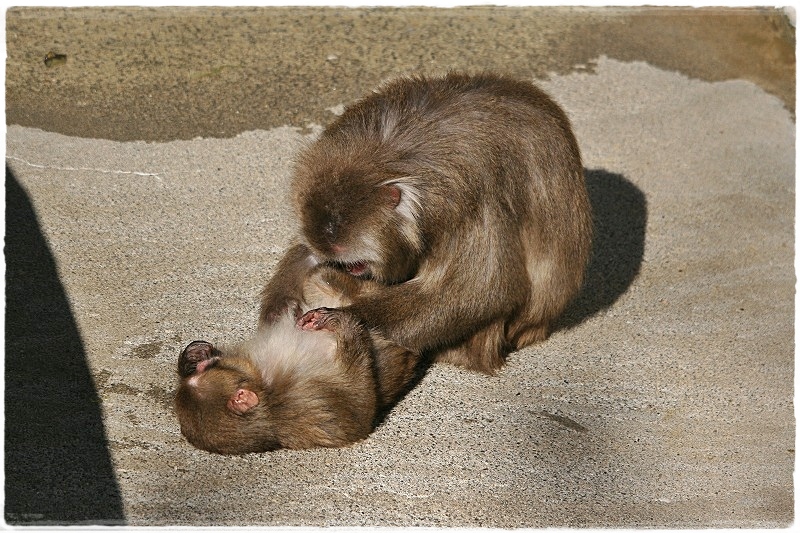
[4,166,126,525]
[557,169,648,330]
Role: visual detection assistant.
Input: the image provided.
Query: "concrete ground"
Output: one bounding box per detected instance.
[4,5,795,527]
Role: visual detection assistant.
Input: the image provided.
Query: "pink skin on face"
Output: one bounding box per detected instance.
[194,357,218,374]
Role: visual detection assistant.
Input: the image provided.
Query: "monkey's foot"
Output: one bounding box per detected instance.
[296,308,336,331]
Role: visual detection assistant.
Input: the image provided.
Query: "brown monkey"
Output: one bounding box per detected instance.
[287,71,593,374]
[175,262,418,454]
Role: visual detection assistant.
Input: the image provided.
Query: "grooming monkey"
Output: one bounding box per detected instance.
[277,71,592,374]
[175,253,419,455]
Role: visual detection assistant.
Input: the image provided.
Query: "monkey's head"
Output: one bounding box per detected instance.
[293,143,425,285]
[174,340,279,454]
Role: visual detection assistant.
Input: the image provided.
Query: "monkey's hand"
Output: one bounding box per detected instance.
[296,307,338,332]
[178,340,217,378]
[300,307,376,372]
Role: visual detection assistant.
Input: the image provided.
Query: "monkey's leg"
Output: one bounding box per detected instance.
[344,268,524,360]
[506,318,551,350]
[296,307,380,442]
[505,271,574,350]
[434,320,509,375]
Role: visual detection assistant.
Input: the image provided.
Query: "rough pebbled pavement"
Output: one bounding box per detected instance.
[4,6,795,527]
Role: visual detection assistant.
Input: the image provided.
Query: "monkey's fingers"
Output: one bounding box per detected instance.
[296,307,337,331]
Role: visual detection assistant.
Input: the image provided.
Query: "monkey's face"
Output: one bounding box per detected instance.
[175,341,277,454]
[295,161,424,285]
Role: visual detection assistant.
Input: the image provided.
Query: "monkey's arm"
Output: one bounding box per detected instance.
[259,243,318,325]
[344,256,528,356]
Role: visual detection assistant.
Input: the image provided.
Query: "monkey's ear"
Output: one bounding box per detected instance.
[228,389,259,414]
[383,184,402,207]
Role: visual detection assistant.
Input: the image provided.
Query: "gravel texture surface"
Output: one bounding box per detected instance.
[4,6,795,527]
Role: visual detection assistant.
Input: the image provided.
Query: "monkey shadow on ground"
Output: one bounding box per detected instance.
[556,169,648,330]
[4,166,125,525]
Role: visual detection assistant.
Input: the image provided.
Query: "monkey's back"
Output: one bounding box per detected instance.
[317,72,589,252]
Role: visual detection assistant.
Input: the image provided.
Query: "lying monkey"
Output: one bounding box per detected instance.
[175,254,419,454]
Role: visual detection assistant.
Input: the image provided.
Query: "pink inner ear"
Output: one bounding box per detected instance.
[386,184,402,207]
[228,389,259,414]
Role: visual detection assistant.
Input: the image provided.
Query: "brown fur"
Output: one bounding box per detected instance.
[175,257,419,454]
[288,72,593,374]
